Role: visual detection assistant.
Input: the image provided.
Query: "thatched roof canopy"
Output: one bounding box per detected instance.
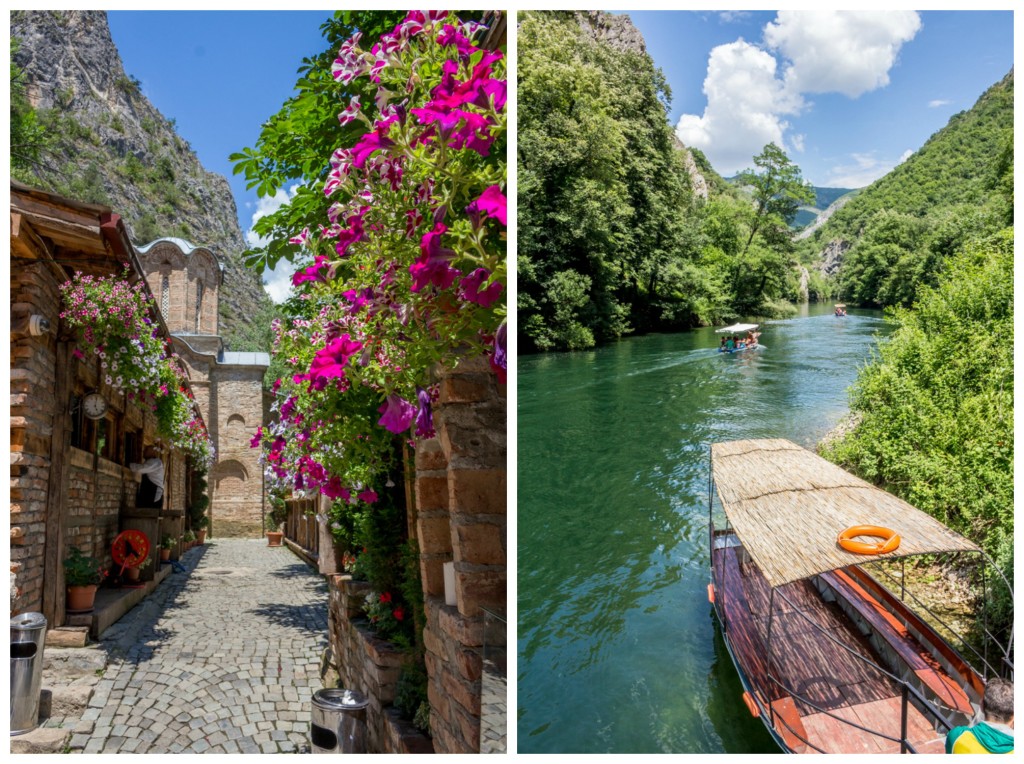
[711,439,980,588]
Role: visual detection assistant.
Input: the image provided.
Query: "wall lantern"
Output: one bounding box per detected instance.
[11,313,51,337]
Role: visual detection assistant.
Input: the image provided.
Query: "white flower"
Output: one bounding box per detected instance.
[105,375,112,384]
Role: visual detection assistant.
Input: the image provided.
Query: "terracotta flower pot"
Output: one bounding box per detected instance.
[126,566,141,582]
[197,530,207,544]
[160,548,171,562]
[266,531,284,547]
[66,585,98,612]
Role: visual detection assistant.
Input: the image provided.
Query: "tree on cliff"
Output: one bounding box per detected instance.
[737,143,815,254]
[517,11,694,351]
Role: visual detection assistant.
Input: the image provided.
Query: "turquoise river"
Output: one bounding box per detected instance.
[517,303,892,753]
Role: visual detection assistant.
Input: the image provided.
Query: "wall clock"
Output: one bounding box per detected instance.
[82,391,108,420]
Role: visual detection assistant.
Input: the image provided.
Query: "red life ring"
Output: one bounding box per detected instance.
[837,525,900,555]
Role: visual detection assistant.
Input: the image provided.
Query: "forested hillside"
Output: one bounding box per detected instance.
[518,11,813,352]
[803,70,1013,308]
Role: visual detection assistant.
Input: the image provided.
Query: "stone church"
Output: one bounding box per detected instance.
[136,237,269,537]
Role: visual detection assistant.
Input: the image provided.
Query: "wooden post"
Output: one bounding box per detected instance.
[42,342,73,626]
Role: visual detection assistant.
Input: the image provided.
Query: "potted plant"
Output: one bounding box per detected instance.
[194,515,210,545]
[183,530,196,550]
[64,547,105,612]
[159,533,174,562]
[265,493,288,547]
[124,553,152,583]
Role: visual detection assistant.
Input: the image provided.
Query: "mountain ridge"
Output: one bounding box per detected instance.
[10,9,272,348]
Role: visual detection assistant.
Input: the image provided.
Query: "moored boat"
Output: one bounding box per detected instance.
[708,439,1013,754]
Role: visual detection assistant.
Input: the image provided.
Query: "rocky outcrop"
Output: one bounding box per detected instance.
[819,238,852,278]
[10,10,271,346]
[572,11,647,55]
[795,194,854,241]
[679,142,709,201]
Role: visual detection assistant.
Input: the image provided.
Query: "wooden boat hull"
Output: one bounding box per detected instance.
[709,534,977,754]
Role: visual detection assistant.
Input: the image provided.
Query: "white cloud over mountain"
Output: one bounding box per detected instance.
[676,11,922,177]
[764,11,921,98]
[245,185,300,304]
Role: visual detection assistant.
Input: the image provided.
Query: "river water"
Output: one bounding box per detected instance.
[517,303,891,753]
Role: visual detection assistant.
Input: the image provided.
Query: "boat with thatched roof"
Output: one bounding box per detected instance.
[716,323,762,353]
[708,439,1013,754]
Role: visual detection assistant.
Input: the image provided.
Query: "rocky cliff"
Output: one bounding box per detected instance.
[10,10,272,347]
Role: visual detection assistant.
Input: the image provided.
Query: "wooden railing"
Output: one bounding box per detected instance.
[283,498,319,559]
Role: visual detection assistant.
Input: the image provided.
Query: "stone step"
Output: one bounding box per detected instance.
[10,726,70,754]
[42,645,108,678]
[46,626,90,648]
[40,683,95,719]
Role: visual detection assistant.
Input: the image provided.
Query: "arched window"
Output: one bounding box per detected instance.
[161,274,170,317]
[195,281,204,332]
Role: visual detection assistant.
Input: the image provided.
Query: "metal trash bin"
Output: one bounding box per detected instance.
[11,612,47,736]
[310,688,369,753]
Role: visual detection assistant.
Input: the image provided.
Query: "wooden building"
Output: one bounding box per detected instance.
[10,182,205,627]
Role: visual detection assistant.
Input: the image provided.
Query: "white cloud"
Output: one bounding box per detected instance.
[764,11,921,98]
[676,40,802,175]
[677,11,922,177]
[244,185,301,304]
[823,151,904,188]
[897,149,913,164]
[928,98,951,108]
[718,11,751,24]
[263,262,298,305]
[245,185,298,248]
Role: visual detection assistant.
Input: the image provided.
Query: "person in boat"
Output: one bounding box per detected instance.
[945,678,1014,753]
[746,330,758,347]
[725,336,735,351]
[720,337,728,352]
[733,335,744,349]
[130,444,165,509]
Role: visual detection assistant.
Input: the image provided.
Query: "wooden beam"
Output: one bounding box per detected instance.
[43,341,74,627]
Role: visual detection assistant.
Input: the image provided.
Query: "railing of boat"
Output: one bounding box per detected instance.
[760,584,957,754]
[864,556,1014,682]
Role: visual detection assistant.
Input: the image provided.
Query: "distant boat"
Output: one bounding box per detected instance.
[835,304,847,317]
[708,439,1013,754]
[716,323,762,352]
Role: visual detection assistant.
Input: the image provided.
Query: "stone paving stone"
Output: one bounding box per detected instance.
[78,540,328,754]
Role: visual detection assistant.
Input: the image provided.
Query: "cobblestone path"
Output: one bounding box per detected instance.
[75,539,327,754]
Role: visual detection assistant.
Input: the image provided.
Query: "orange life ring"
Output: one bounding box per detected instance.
[837,525,901,555]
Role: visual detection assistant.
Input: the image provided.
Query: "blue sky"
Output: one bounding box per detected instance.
[622,10,1014,188]
[107,11,335,299]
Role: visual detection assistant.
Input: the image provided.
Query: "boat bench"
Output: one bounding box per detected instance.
[818,569,973,716]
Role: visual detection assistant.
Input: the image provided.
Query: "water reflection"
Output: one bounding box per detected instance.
[518,305,890,752]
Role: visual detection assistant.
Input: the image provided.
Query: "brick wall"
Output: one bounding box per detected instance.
[417,355,506,754]
[139,241,220,336]
[9,257,194,617]
[209,367,266,537]
[10,262,61,614]
[325,576,433,754]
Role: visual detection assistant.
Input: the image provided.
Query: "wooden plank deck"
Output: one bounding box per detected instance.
[713,544,949,753]
[819,569,973,715]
